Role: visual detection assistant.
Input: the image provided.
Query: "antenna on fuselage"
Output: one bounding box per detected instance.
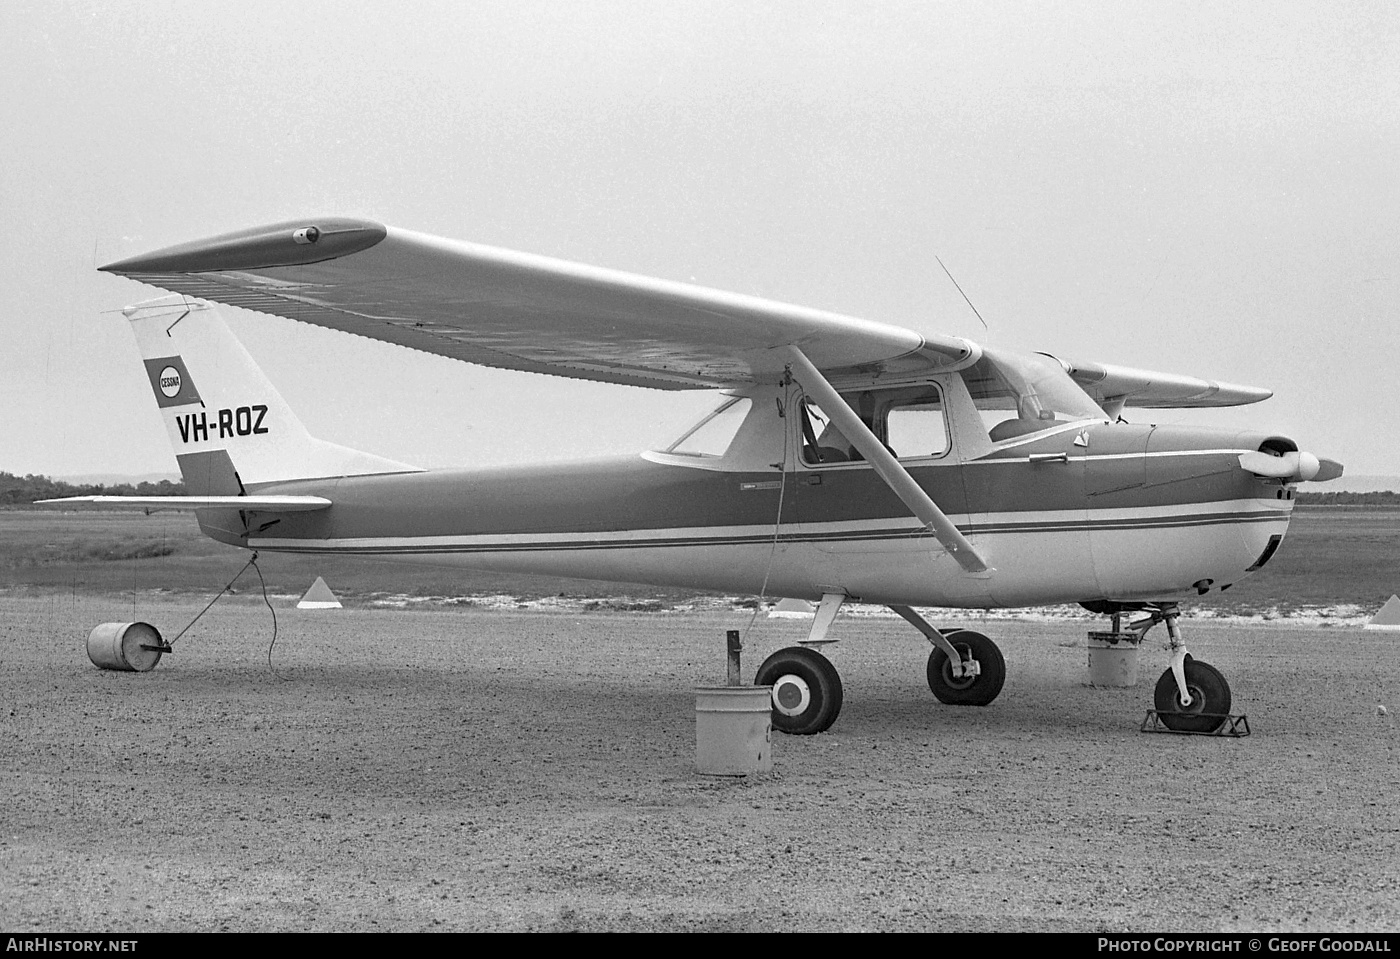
[936,256,988,332]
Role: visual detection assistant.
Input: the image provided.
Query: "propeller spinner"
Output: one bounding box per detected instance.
[1238,449,1344,483]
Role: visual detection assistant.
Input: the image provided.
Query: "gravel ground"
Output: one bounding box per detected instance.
[2,593,1398,932]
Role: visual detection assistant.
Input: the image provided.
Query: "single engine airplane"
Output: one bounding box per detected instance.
[46,218,1344,735]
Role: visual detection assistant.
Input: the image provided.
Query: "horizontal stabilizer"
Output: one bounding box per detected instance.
[36,495,332,512]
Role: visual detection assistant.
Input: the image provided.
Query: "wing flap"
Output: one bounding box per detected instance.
[100,219,976,388]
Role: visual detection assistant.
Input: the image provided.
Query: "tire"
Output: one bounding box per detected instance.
[926,629,1006,706]
[754,646,844,735]
[1153,656,1232,733]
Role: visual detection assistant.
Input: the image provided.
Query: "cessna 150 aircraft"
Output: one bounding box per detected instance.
[48,218,1343,735]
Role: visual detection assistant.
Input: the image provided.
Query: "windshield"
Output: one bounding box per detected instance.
[959,349,1106,442]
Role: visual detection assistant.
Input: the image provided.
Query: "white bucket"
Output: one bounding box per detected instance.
[86,622,164,672]
[1086,631,1140,687]
[695,686,772,776]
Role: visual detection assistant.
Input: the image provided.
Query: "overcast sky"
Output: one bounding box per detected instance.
[3,0,1397,480]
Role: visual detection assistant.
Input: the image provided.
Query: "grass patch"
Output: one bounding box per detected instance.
[80,540,178,562]
[4,533,178,567]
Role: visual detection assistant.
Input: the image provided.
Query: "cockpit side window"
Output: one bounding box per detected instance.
[799,400,851,464]
[800,384,949,465]
[884,387,949,458]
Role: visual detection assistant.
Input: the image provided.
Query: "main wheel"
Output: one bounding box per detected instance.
[754,646,844,735]
[1153,656,1231,733]
[926,629,1006,706]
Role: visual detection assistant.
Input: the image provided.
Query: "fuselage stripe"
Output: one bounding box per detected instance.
[251,508,1286,555]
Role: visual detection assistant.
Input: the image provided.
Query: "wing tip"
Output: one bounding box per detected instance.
[99,217,388,276]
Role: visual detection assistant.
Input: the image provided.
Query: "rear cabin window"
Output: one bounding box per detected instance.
[665,397,752,457]
[801,385,948,465]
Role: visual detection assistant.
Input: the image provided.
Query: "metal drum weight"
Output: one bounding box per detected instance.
[86,622,164,672]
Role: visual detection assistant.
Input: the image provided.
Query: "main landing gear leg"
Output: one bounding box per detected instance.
[889,604,1006,707]
[1128,602,1233,734]
[755,593,846,735]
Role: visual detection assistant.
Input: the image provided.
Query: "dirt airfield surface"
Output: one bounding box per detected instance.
[2,594,1398,933]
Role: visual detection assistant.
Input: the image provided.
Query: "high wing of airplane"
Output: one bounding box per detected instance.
[44,217,1344,736]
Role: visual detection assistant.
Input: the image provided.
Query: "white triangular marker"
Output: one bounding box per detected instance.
[297,576,343,609]
[768,597,816,619]
[1365,595,1400,630]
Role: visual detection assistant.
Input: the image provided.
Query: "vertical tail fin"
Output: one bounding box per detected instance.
[126,295,418,492]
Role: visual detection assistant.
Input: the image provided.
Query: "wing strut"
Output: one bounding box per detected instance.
[783,346,989,574]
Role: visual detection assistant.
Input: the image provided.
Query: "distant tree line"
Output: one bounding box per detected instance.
[1295,490,1400,506]
[0,471,185,505]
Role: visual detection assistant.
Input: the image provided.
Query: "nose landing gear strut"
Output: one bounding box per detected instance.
[1088,601,1249,736]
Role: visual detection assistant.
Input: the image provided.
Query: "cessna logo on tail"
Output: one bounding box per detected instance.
[143,355,202,408]
[176,405,269,443]
[158,367,182,398]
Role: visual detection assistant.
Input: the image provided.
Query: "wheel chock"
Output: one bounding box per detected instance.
[1140,710,1250,737]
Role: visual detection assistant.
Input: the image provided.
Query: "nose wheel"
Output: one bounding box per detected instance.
[755,646,844,735]
[1091,601,1242,734]
[1153,655,1232,733]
